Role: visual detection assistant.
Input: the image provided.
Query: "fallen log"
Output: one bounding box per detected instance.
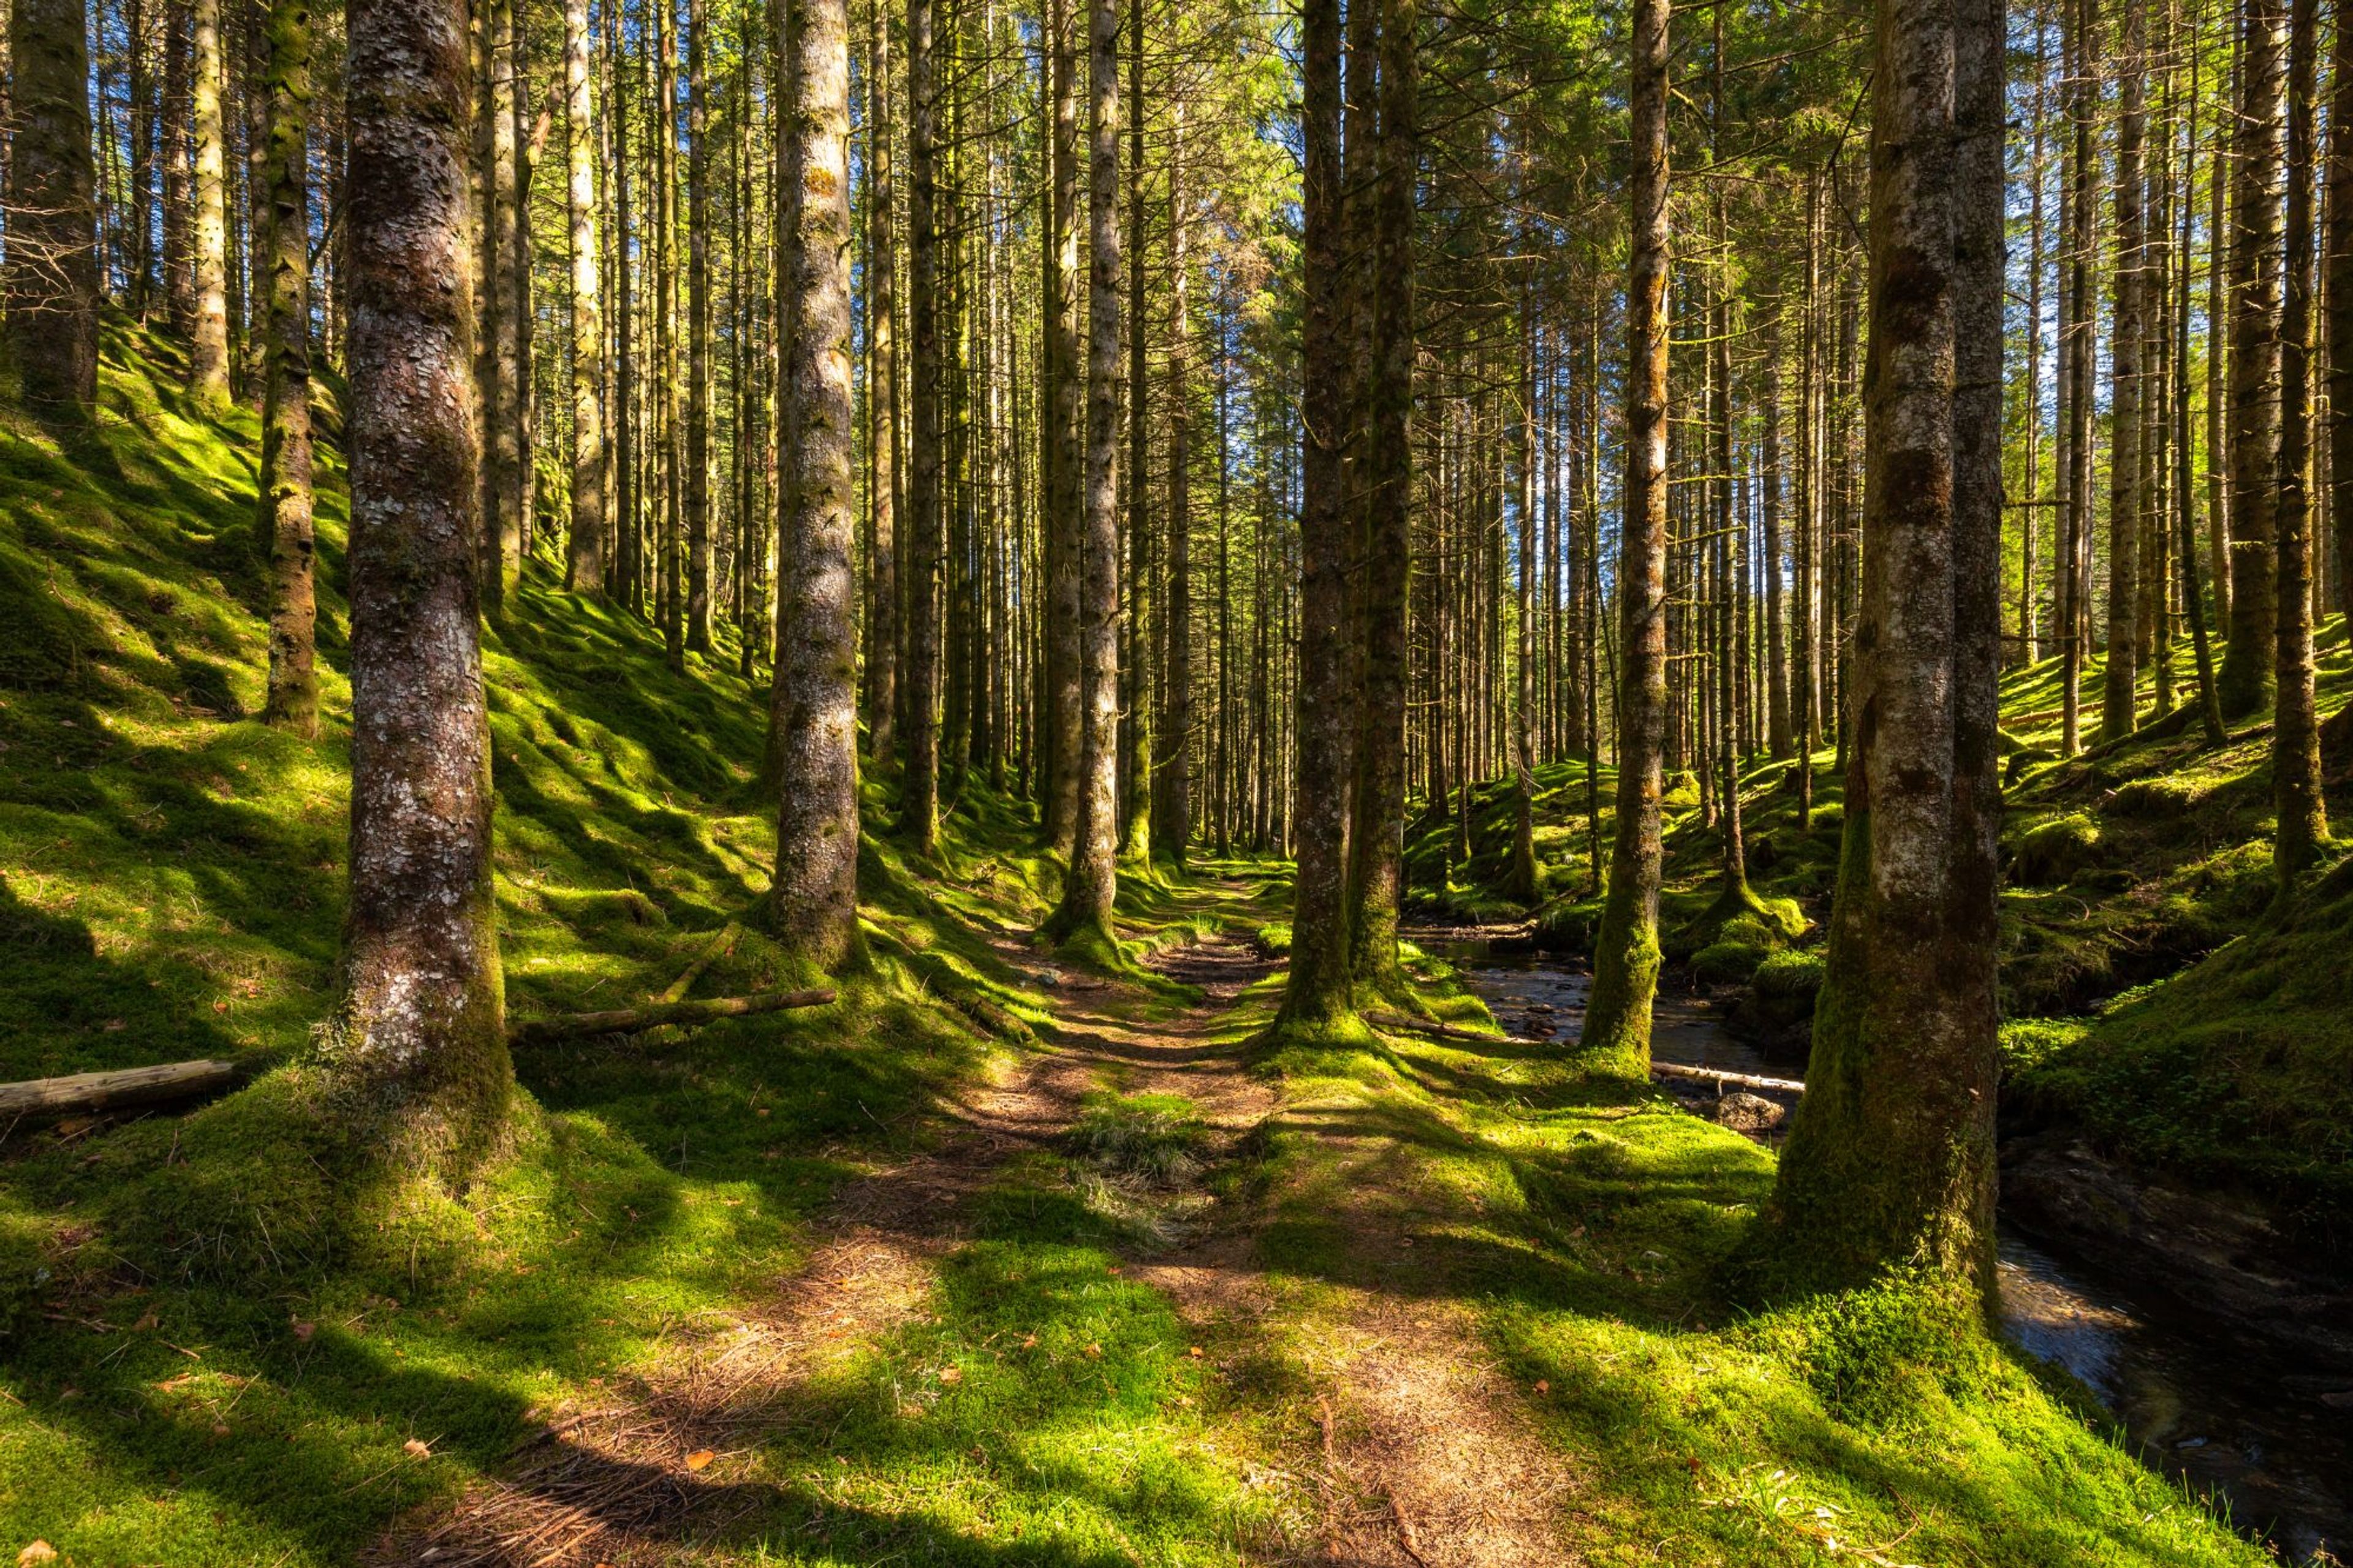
[507,987,836,1048]
[0,1058,251,1124]
[1651,1061,1805,1094]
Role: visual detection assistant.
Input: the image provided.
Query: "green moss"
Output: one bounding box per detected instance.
[2010,812,2104,887]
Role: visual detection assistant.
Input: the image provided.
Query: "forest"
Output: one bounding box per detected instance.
[0,0,2349,1553]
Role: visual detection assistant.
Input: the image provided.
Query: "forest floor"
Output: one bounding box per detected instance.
[0,319,2276,1566]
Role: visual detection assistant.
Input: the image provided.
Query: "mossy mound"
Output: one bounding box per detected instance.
[2009,812,2103,887]
[2010,857,2353,1225]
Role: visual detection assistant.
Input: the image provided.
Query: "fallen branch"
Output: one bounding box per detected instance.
[507,988,835,1048]
[1651,1061,1805,1094]
[1364,1009,1502,1044]
[655,922,744,1004]
[0,1058,252,1124]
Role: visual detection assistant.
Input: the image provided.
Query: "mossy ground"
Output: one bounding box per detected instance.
[0,320,2277,1564]
[1237,949,2262,1566]
[1425,624,2353,1227]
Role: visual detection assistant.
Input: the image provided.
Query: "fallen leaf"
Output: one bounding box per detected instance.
[403,1438,431,1458]
[1534,1380,1550,1395]
[131,1311,159,1332]
[18,1542,59,1565]
[937,1366,963,1385]
[1020,1334,1038,1350]
[1083,1343,1102,1360]
[291,1322,316,1341]
[684,1449,716,1472]
[1106,1265,1121,1276]
[211,1000,229,1013]
[1188,1346,1203,1359]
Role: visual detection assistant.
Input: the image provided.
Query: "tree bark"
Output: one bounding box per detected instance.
[256,0,314,735]
[1767,0,2004,1306]
[187,0,230,401]
[2327,0,2353,621]
[769,0,864,967]
[2221,0,2286,716]
[1277,0,1356,1031]
[1578,0,1669,1078]
[865,0,898,760]
[2275,0,2328,882]
[2102,0,2148,741]
[1346,0,1414,991]
[684,0,714,654]
[1152,110,1193,866]
[563,0,606,594]
[1043,0,1123,947]
[337,0,511,1166]
[1040,0,1082,854]
[898,0,942,852]
[3,0,99,413]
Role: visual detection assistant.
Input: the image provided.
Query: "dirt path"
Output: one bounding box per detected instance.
[382,926,1577,1567]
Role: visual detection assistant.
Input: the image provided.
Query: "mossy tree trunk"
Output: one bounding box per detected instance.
[1044,0,1123,950]
[2220,0,2285,719]
[1346,0,1414,994]
[256,0,314,736]
[769,0,863,969]
[336,0,512,1172]
[562,0,606,595]
[2,0,99,414]
[1765,0,2004,1306]
[898,0,941,854]
[1577,0,1669,1080]
[1276,0,1357,1033]
[2275,0,2328,884]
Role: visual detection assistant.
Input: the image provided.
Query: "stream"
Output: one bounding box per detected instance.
[1423,936,2353,1565]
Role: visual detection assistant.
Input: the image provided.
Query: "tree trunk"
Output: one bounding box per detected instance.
[1766,0,2004,1307]
[2221,0,2286,716]
[562,0,605,594]
[865,0,898,761]
[898,0,941,852]
[337,0,511,1167]
[163,0,192,328]
[3,0,98,412]
[1578,0,1669,1078]
[1277,0,1356,1031]
[1043,0,1123,947]
[2327,0,2353,621]
[188,0,230,401]
[1041,0,1083,855]
[256,0,313,735]
[2103,0,2147,741]
[684,0,714,654]
[769,0,863,967]
[1152,113,1192,866]
[2275,0,2328,881]
[1120,0,1150,860]
[1346,0,1414,991]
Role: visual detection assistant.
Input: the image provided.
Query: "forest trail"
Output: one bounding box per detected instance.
[380,895,1578,1567]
